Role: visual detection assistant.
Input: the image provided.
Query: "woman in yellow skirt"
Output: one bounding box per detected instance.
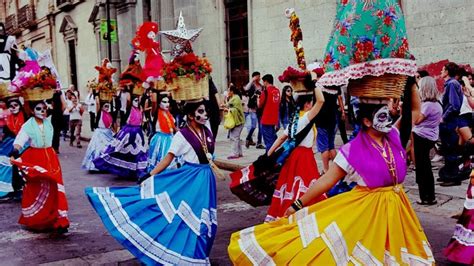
[228,92,435,265]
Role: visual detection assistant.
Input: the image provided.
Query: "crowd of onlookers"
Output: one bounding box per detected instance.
[220,62,473,206]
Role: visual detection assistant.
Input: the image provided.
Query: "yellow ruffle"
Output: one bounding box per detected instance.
[228,185,435,265]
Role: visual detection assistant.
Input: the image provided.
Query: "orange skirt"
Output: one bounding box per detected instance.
[266,147,326,222]
[12,147,69,230]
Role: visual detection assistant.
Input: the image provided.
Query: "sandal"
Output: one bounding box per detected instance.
[416,200,437,206]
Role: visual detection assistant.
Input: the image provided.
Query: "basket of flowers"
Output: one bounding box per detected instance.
[0,82,19,99]
[278,66,310,92]
[96,81,115,102]
[163,53,212,101]
[17,68,57,101]
[132,83,145,96]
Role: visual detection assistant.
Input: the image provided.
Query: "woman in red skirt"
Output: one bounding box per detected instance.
[265,87,326,222]
[10,100,69,233]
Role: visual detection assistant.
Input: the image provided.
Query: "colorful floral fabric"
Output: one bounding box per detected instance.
[318,0,416,87]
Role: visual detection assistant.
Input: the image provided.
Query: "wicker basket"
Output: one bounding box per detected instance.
[155,79,167,91]
[99,89,115,102]
[168,75,209,101]
[348,74,407,99]
[132,85,145,96]
[290,80,307,92]
[22,87,54,101]
[0,83,18,99]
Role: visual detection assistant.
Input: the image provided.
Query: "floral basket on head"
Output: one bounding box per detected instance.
[163,53,212,101]
[94,81,115,102]
[278,66,310,92]
[11,68,57,101]
[0,82,19,99]
[132,84,145,96]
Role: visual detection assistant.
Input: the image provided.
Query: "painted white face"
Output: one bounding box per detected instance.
[160,97,170,110]
[102,103,110,112]
[194,105,208,125]
[372,105,392,133]
[8,101,20,114]
[147,31,156,40]
[132,97,139,108]
[33,102,48,120]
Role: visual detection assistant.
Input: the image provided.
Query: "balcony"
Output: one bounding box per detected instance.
[17,4,36,29]
[57,0,74,11]
[5,14,20,35]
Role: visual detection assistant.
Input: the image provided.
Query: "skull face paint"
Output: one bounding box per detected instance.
[194,104,208,125]
[102,103,111,112]
[160,97,170,111]
[132,97,139,108]
[33,102,48,120]
[8,101,20,114]
[372,105,392,133]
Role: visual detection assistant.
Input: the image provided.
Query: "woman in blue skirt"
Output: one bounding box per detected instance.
[85,100,217,265]
[146,94,177,172]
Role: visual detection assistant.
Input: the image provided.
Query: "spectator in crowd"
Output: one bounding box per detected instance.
[439,62,464,186]
[62,89,72,140]
[140,88,153,137]
[412,76,442,205]
[244,71,264,149]
[225,85,245,159]
[243,80,259,148]
[336,86,348,144]
[279,85,296,130]
[85,87,97,132]
[315,86,341,173]
[457,75,474,171]
[64,94,84,148]
[259,74,280,152]
[69,84,80,100]
[51,89,66,153]
[415,69,430,83]
[208,77,222,140]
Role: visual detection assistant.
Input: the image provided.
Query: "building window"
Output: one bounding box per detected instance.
[225,0,249,89]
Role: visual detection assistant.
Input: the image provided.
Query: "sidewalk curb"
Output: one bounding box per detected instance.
[215,159,245,172]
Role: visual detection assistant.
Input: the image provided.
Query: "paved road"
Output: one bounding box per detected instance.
[0,135,467,265]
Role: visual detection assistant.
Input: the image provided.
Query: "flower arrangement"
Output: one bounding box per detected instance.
[162,52,212,83]
[278,66,308,83]
[22,68,57,91]
[285,8,306,70]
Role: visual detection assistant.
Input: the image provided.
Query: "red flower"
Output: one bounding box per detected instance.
[381,35,390,45]
[376,10,384,18]
[334,62,341,70]
[341,0,348,5]
[340,26,348,36]
[324,54,332,64]
[337,44,346,54]
[364,41,374,53]
[383,16,392,26]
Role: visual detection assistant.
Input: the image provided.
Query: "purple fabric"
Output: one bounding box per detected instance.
[339,128,407,188]
[127,107,142,126]
[412,101,443,142]
[179,126,215,164]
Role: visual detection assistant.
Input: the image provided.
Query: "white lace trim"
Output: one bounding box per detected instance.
[57,184,65,193]
[288,207,309,224]
[298,213,320,248]
[452,224,474,246]
[111,133,147,155]
[350,242,382,266]
[141,176,155,199]
[400,247,432,265]
[92,187,210,265]
[321,222,349,266]
[154,192,217,237]
[384,251,400,266]
[317,58,417,87]
[58,210,68,218]
[0,181,13,193]
[22,182,50,217]
[238,227,276,266]
[272,176,317,202]
[464,197,474,210]
[239,166,251,184]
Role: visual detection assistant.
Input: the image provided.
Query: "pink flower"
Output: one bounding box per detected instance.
[376,10,384,18]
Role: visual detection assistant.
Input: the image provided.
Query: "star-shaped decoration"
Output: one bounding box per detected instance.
[160,11,203,57]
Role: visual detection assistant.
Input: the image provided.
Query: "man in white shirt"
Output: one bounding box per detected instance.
[64,94,84,148]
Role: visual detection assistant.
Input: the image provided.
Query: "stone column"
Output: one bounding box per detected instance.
[159,0,175,54]
[109,2,121,74]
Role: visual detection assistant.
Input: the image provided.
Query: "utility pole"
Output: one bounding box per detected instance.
[106,0,112,60]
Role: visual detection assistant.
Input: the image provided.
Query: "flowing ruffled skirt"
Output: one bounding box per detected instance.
[266,147,326,222]
[93,125,148,179]
[0,137,14,197]
[11,147,69,230]
[147,131,175,172]
[81,128,114,171]
[85,163,217,265]
[228,186,434,265]
[444,181,474,264]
